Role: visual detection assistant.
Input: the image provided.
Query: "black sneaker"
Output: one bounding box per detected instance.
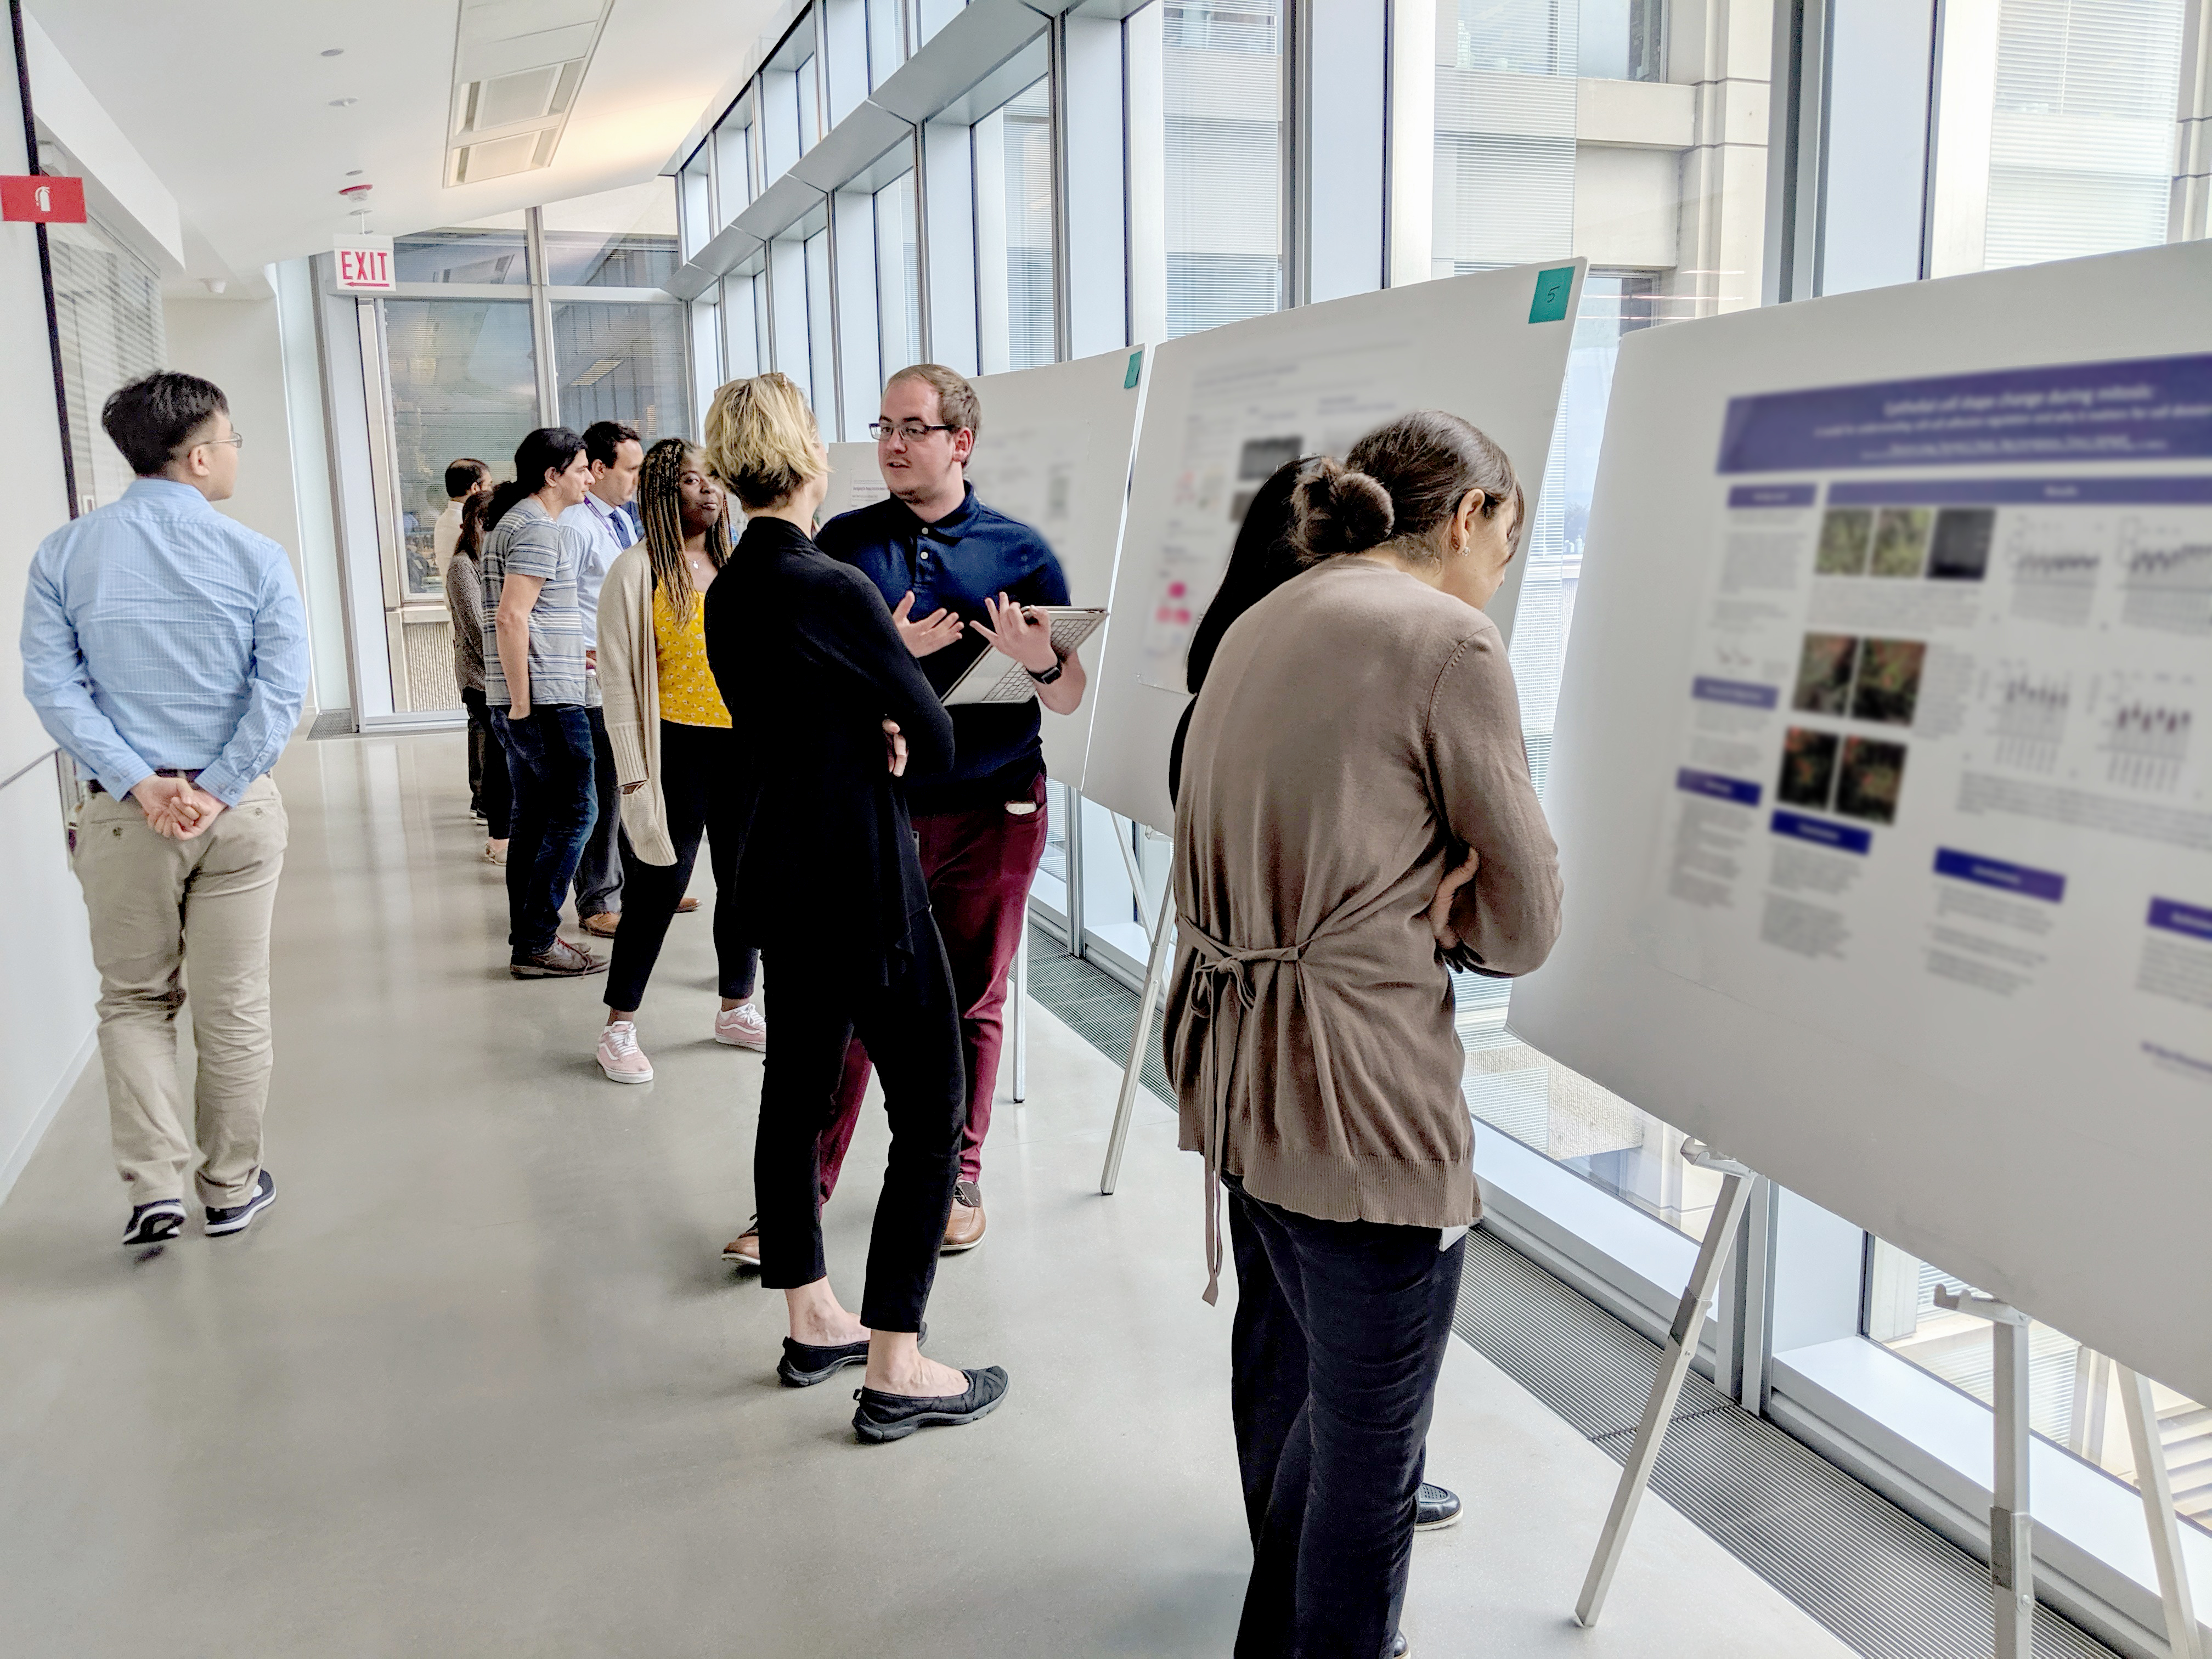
[205,1170,276,1237]
[1387,1633,1410,1658]
[121,1199,186,1247]
[852,1365,1008,1443]
[1415,1481,1462,1530]
[778,1322,927,1388]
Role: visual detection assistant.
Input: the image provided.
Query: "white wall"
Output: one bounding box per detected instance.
[161,297,307,604]
[2,16,100,1205]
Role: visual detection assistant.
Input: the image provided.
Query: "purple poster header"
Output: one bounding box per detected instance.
[1771,810,1872,855]
[1678,768,1762,807]
[1692,676,1779,710]
[1717,354,2212,474]
[1827,476,2212,507]
[1728,483,1818,509]
[2148,898,2212,940]
[1934,848,2067,904]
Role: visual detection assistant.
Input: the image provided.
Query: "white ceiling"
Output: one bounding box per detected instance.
[26,0,781,287]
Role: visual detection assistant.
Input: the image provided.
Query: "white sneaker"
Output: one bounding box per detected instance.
[714,1001,767,1051]
[597,1020,654,1084]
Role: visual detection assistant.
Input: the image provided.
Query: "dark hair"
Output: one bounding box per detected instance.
[1291,411,1523,566]
[103,371,228,477]
[1186,455,1321,696]
[486,427,587,529]
[583,420,641,468]
[444,458,489,498]
[638,438,729,626]
[454,491,490,563]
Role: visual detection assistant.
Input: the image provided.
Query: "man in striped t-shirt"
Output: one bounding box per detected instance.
[482,428,605,979]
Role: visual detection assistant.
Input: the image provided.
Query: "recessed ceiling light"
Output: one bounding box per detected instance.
[321,47,345,57]
[346,169,363,177]
[330,97,357,108]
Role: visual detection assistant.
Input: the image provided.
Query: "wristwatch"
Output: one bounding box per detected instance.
[1027,654,1065,686]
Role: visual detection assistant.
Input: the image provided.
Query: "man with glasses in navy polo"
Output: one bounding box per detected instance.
[803,364,1086,1255]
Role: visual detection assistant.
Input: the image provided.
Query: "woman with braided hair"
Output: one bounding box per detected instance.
[591,438,768,1084]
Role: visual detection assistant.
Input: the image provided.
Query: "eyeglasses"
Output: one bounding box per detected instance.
[868,420,955,444]
[176,429,245,456]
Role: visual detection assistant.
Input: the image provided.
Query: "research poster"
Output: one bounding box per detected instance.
[1509,240,2212,1398]
[1658,357,2212,1127]
[1084,261,1584,832]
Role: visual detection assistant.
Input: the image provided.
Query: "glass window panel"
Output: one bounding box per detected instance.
[721,273,763,379]
[1032,778,1071,921]
[46,215,165,514]
[1979,0,2185,268]
[1432,0,1577,276]
[974,79,1056,373]
[1867,1238,2212,1534]
[799,53,824,152]
[393,212,530,285]
[1163,0,1284,336]
[679,151,713,258]
[1578,0,1664,80]
[715,123,755,222]
[867,0,910,84]
[383,300,539,602]
[539,180,680,288]
[549,301,692,445]
[875,171,922,375]
[804,228,837,421]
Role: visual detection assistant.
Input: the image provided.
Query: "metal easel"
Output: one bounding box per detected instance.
[1576,1140,1759,1626]
[1933,1286,2039,1659]
[1098,820,1176,1195]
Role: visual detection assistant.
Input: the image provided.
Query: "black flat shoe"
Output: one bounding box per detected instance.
[1387,1634,1409,1658]
[777,1323,926,1388]
[1415,1481,1462,1530]
[851,1365,1008,1443]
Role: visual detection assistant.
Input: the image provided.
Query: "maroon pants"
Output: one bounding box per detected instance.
[815,771,1048,1197]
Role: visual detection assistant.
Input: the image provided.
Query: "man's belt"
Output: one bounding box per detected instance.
[87,767,204,797]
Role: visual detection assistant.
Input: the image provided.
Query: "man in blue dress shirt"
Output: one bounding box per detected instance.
[21,372,309,1248]
[811,364,1086,1254]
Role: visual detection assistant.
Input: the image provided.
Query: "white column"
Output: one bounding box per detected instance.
[1125,3,1169,343]
[1385,0,1437,285]
[1302,0,1390,302]
[1062,13,1131,355]
[1671,0,1772,316]
[1923,0,2001,278]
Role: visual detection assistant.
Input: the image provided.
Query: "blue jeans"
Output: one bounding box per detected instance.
[492,705,597,960]
[1227,1177,1465,1659]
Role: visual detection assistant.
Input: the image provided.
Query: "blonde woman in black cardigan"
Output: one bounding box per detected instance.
[592,438,767,1084]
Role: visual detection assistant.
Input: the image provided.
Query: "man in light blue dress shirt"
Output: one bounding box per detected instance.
[559,419,644,936]
[20,371,309,1248]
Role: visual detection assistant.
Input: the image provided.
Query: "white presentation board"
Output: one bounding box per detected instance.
[815,348,1149,780]
[1509,240,2212,1401]
[1082,261,1587,832]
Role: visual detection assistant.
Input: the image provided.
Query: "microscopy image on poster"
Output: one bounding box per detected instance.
[1927,507,1995,580]
[1871,508,1933,577]
[1792,634,1859,714]
[1816,507,1874,574]
[1850,639,1926,725]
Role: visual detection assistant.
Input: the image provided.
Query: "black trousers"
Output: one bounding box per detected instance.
[461,687,511,839]
[754,928,965,1334]
[605,721,760,1012]
[1228,1178,1465,1659]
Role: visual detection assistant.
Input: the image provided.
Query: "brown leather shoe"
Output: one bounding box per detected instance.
[582,911,620,938]
[941,1181,985,1252]
[722,1228,760,1268]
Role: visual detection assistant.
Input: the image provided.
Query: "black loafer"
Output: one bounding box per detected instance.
[852,1365,1008,1443]
[1387,1633,1410,1658]
[777,1323,926,1388]
[1415,1481,1462,1530]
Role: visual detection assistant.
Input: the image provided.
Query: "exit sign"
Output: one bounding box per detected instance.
[334,234,395,290]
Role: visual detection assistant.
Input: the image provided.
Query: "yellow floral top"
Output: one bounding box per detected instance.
[653,584,731,727]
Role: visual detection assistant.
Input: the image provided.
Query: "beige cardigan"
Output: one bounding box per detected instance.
[594,544,680,866]
[1165,557,1563,1298]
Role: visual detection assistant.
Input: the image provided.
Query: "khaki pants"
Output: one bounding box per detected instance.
[71,776,287,1207]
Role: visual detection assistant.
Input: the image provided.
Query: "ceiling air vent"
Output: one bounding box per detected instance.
[445,0,610,188]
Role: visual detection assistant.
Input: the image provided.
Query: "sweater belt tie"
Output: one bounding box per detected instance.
[1180,919,1308,1306]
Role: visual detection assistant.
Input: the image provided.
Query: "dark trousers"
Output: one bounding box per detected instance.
[493,704,597,960]
[1228,1179,1466,1659]
[572,704,626,919]
[815,769,1048,1197]
[754,929,965,1334]
[461,688,511,839]
[605,721,760,1012]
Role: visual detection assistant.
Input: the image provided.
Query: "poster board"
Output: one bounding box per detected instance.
[813,348,1149,779]
[1508,240,2212,1401]
[1081,261,1586,832]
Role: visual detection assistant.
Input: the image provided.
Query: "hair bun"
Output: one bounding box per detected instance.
[1290,459,1395,558]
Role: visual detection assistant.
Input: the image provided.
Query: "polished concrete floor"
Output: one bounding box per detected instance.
[1,733,1852,1657]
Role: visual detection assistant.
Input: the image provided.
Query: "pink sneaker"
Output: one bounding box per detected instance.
[714,1001,767,1051]
[597,1020,654,1084]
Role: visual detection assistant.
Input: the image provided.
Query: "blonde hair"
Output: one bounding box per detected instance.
[885,362,981,440]
[702,372,825,509]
